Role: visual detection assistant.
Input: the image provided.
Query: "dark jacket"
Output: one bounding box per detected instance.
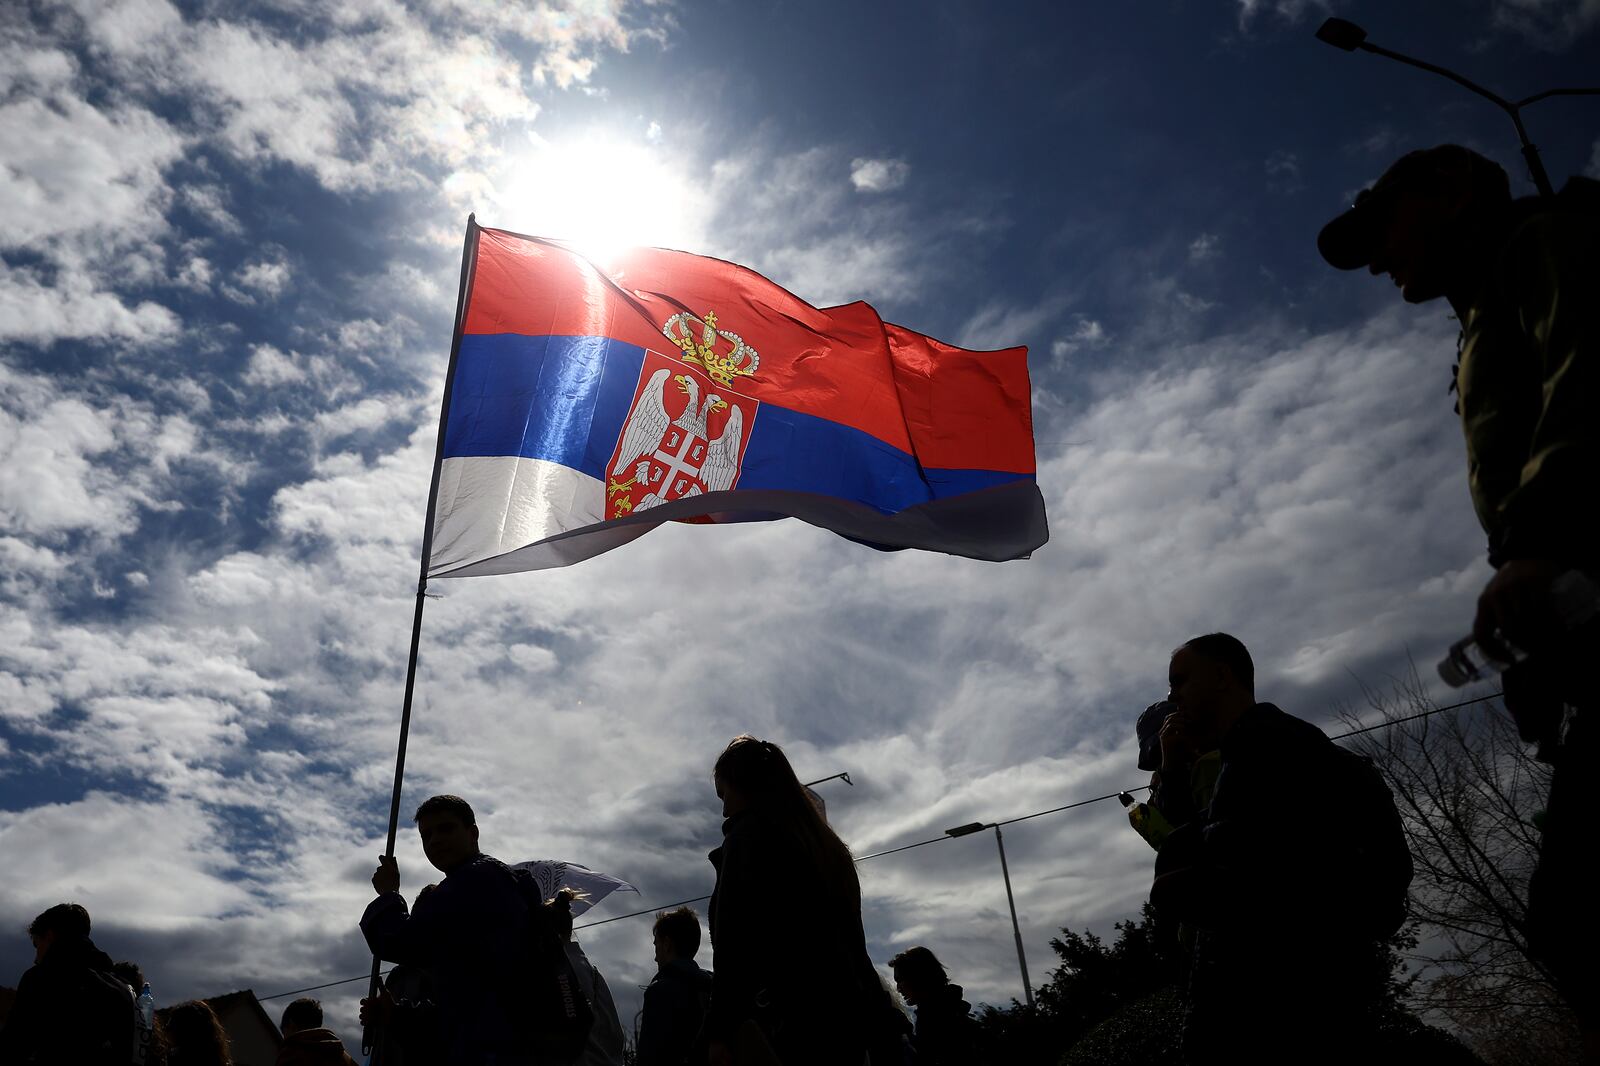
[706,810,895,1064]
[912,984,976,1066]
[361,853,532,1066]
[275,1027,358,1066]
[1153,703,1406,936]
[1152,704,1402,1063]
[636,959,710,1066]
[0,934,129,1066]
[1456,189,1600,569]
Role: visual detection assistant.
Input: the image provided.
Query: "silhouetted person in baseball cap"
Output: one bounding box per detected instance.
[1321,145,1600,1060]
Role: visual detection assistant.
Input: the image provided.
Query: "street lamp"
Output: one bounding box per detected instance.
[1315,16,1600,198]
[946,820,1035,1009]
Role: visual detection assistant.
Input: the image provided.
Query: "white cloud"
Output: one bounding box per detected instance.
[850,157,911,194]
[0,793,255,925]
[243,344,307,387]
[179,183,242,235]
[1266,149,1302,193]
[1188,232,1221,263]
[1490,0,1600,47]
[0,0,654,350]
[229,257,293,304]
[1050,316,1109,361]
[707,146,956,306]
[0,360,203,550]
[0,77,183,254]
[63,0,642,193]
[1234,0,1331,29]
[0,40,77,95]
[0,43,185,346]
[175,255,215,292]
[0,264,181,345]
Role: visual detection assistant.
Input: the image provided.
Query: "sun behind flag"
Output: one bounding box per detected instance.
[427,221,1048,577]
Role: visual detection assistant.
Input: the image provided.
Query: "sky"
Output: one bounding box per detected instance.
[2,0,1598,1053]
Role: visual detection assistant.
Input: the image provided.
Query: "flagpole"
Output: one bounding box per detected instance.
[363,213,481,1056]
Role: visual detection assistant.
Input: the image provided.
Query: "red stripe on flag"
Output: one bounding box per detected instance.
[463,228,1035,470]
[886,326,1037,474]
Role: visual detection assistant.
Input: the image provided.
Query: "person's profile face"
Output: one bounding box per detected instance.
[893,971,918,1006]
[652,931,670,967]
[1367,183,1462,304]
[417,813,478,873]
[714,774,748,819]
[30,931,53,964]
[1167,648,1229,735]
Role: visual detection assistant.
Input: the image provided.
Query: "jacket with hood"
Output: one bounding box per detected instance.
[911,983,977,1066]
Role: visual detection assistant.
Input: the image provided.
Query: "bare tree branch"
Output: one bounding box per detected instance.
[1336,667,1580,1061]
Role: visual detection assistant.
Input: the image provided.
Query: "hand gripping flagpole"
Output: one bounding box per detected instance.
[363,214,481,1057]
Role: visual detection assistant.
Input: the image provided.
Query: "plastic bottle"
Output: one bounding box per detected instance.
[137,982,154,1029]
[1437,570,1600,687]
[132,982,154,1065]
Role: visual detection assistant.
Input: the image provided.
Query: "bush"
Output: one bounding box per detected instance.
[1058,985,1184,1066]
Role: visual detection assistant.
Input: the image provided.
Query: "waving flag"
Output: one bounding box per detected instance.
[511,859,639,916]
[427,221,1047,577]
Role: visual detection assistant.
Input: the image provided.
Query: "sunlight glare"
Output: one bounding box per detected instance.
[492,131,712,261]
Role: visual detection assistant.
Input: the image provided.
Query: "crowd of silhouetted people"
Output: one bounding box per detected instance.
[0,902,360,1065]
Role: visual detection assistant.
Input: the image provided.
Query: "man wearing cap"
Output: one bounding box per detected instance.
[1127,700,1221,852]
[1319,145,1600,1052]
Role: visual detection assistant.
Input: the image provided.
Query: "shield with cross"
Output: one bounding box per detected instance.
[604,348,759,521]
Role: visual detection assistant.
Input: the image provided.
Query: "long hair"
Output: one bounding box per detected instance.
[714,734,859,903]
[164,1000,232,1066]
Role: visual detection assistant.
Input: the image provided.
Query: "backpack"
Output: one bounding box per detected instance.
[1330,745,1414,939]
[506,867,596,1063]
[75,966,139,1066]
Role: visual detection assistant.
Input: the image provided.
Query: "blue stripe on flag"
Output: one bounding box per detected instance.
[445,334,1033,513]
[444,334,644,479]
[736,407,1029,513]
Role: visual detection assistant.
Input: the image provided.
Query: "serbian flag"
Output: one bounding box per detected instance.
[426,220,1047,577]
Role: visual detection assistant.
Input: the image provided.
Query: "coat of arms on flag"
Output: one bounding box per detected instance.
[605,313,759,520]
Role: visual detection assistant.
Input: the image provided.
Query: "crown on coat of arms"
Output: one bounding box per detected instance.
[662,311,760,388]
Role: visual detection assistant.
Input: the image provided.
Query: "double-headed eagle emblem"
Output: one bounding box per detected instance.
[605,312,760,519]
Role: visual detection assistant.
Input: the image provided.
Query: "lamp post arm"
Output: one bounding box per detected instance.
[1358,41,1556,196]
[1359,41,1513,110]
[1515,87,1600,108]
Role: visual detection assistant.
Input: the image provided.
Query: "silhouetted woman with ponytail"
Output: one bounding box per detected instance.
[703,735,896,1066]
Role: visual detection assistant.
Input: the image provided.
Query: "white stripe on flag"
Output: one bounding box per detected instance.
[430,456,614,577]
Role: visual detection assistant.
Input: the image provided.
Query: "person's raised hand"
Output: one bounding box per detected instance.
[1474,559,1564,663]
[372,854,400,896]
[1158,711,1193,769]
[359,985,394,1027]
